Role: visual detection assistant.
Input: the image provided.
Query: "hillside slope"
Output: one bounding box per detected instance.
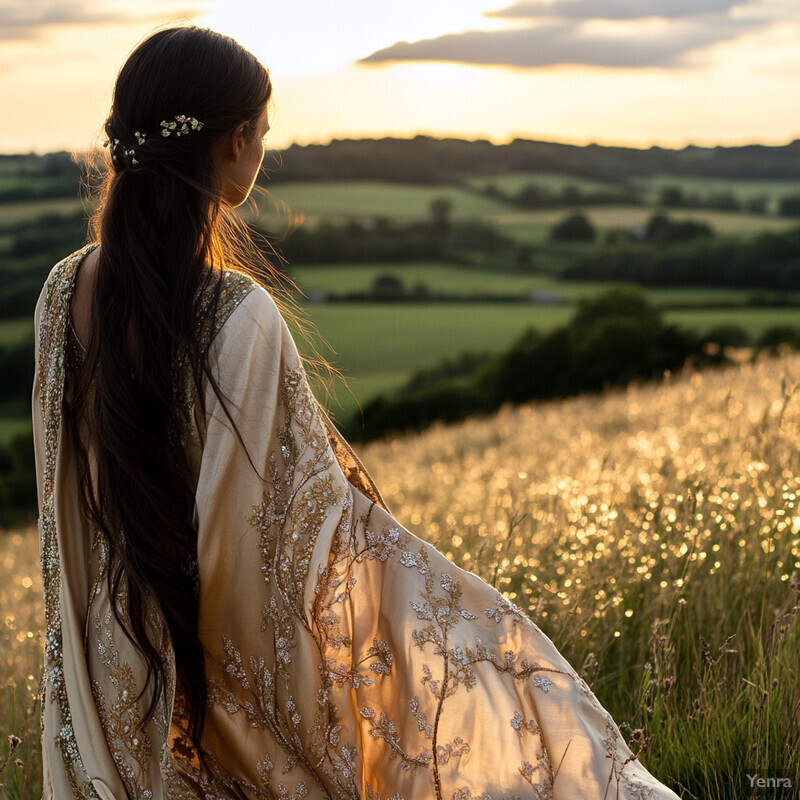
[359,352,800,577]
[2,352,798,797]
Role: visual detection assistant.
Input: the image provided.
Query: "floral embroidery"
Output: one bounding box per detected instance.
[36,246,679,800]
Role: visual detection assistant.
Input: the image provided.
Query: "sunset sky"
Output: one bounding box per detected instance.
[4,0,800,154]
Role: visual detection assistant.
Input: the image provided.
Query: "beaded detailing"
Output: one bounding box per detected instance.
[37,244,103,797]
[36,245,256,797]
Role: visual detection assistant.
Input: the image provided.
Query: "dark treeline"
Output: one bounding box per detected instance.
[564,227,800,290]
[497,182,641,209]
[0,211,88,319]
[7,135,800,201]
[263,210,521,269]
[263,136,800,185]
[0,152,82,202]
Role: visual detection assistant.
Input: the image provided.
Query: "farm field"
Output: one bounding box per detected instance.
[290,262,756,305]
[295,300,798,413]
[494,205,799,244]
[248,180,510,228]
[295,301,570,375]
[0,197,85,227]
[3,351,798,798]
[667,307,800,336]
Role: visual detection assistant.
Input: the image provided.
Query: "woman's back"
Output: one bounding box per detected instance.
[32,25,682,800]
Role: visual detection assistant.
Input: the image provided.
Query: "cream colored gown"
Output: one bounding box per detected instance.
[32,244,681,800]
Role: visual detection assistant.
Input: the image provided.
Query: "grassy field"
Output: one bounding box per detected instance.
[668,307,800,336]
[245,180,510,230]
[295,301,571,421]
[2,352,798,798]
[290,299,798,421]
[0,198,85,227]
[0,320,32,347]
[290,262,756,305]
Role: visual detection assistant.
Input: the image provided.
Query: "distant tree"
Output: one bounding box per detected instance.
[517,245,535,272]
[550,212,596,242]
[496,327,575,403]
[703,324,750,349]
[372,273,405,299]
[604,228,637,245]
[0,427,36,527]
[745,195,768,214]
[410,282,430,299]
[516,184,553,209]
[559,185,582,205]
[645,213,713,243]
[756,325,800,353]
[709,190,740,212]
[659,186,685,207]
[571,284,660,333]
[429,197,453,234]
[570,286,692,390]
[779,195,800,217]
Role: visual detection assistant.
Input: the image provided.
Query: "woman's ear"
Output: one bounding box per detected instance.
[217,123,248,165]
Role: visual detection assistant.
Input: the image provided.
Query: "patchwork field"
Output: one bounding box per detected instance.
[290,262,757,305]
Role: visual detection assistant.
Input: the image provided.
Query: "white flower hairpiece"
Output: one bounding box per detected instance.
[160,114,204,137]
[102,114,203,169]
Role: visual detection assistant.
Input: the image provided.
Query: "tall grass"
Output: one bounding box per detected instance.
[2,353,799,798]
[361,352,800,798]
[0,530,43,799]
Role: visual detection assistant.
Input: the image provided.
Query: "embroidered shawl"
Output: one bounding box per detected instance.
[32,245,681,799]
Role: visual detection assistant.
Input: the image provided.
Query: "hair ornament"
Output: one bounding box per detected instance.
[160,114,203,137]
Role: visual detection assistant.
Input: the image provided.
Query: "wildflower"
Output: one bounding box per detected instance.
[7,734,21,751]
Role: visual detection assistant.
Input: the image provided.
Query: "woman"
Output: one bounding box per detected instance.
[32,26,681,800]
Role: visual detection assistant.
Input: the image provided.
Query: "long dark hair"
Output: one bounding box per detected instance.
[65,26,277,775]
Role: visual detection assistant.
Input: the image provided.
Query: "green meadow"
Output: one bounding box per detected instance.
[0,198,85,227]
[290,262,757,305]
[249,180,509,229]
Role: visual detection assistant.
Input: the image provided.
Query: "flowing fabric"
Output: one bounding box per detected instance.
[32,244,681,800]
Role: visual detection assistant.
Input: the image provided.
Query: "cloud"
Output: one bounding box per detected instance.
[0,1,203,41]
[486,0,749,21]
[359,16,763,69]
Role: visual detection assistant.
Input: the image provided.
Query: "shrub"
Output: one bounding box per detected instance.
[550,213,596,242]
